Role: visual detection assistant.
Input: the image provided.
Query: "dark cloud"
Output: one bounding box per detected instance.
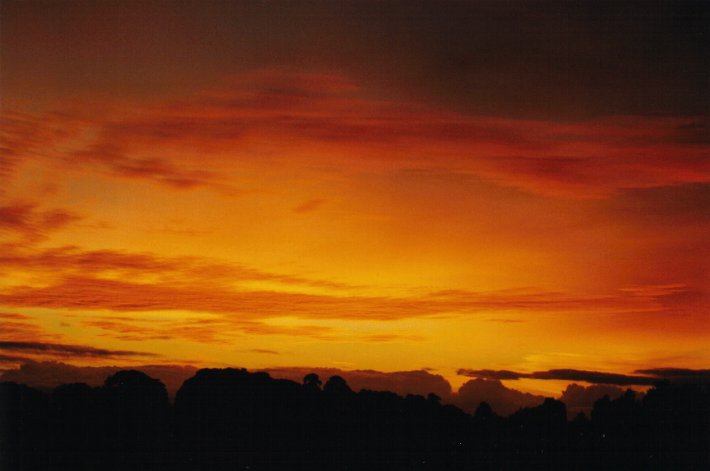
[250,349,279,355]
[0,353,34,363]
[2,1,707,119]
[459,367,710,387]
[635,368,710,383]
[608,183,710,224]
[459,369,523,381]
[532,369,657,386]
[458,368,658,386]
[0,341,158,359]
[2,70,707,199]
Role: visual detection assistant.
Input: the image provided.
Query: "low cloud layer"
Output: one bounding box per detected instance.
[458,367,710,386]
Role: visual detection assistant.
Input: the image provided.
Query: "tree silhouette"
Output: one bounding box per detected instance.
[303,372,322,392]
[1,369,708,470]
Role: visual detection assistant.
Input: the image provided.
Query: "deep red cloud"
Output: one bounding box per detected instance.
[2,70,707,198]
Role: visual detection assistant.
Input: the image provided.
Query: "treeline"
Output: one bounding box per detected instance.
[1,368,708,470]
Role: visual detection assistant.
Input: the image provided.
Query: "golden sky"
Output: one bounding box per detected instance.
[1,0,708,396]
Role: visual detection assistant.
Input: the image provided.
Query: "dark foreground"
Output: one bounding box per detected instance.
[1,368,708,471]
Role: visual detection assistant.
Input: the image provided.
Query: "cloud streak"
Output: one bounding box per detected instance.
[0,341,158,359]
[0,202,81,242]
[457,367,710,386]
[0,244,353,291]
[293,198,324,214]
[0,276,692,323]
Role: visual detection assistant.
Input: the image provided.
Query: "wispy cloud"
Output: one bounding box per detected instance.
[250,348,280,355]
[1,276,694,323]
[81,314,335,344]
[0,202,81,242]
[0,311,63,342]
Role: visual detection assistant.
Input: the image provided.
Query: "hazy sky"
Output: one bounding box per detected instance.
[1,0,708,395]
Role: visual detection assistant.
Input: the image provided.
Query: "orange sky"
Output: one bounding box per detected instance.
[1,0,708,396]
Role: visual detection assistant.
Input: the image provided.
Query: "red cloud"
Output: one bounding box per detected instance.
[0,245,353,290]
[2,70,707,197]
[1,274,691,322]
[0,202,81,242]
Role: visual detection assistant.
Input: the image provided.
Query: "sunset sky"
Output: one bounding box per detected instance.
[1,0,708,397]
